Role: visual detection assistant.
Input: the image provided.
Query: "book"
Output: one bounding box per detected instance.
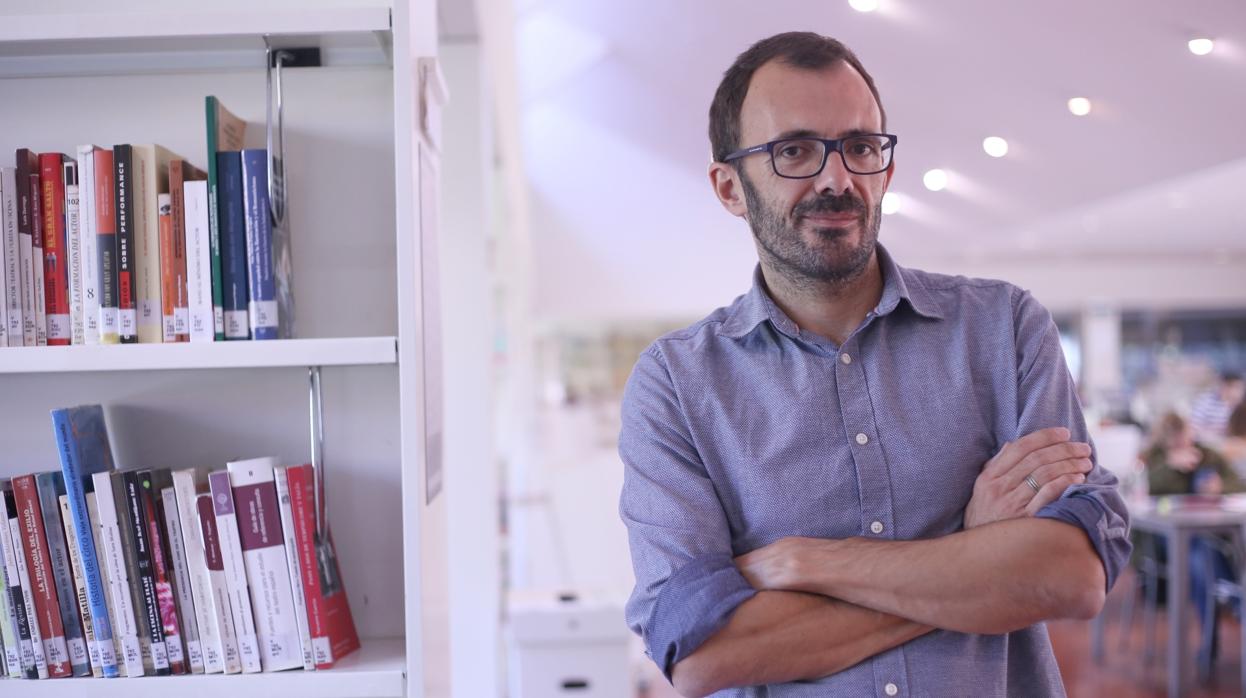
[216,152,250,340]
[158,476,204,673]
[64,160,85,345]
[0,483,37,678]
[93,470,146,676]
[0,515,22,678]
[75,146,102,345]
[286,464,359,668]
[86,490,128,676]
[3,483,45,678]
[11,474,71,677]
[1,168,21,346]
[226,457,302,671]
[94,148,119,344]
[158,193,177,342]
[135,470,187,674]
[39,153,71,345]
[206,96,247,341]
[34,472,91,676]
[51,404,121,678]
[183,180,214,343]
[132,145,177,344]
[113,145,138,343]
[30,172,47,345]
[0,174,7,348]
[121,471,171,674]
[169,160,205,343]
[15,149,41,346]
[197,492,242,673]
[275,466,315,670]
[208,470,261,672]
[172,469,223,673]
[239,150,286,340]
[58,494,101,677]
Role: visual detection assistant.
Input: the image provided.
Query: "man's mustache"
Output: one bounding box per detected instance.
[794,192,866,217]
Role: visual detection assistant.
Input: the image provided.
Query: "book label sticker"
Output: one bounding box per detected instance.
[67,637,87,667]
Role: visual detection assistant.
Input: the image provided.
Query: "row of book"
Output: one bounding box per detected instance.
[0,405,357,680]
[0,96,294,348]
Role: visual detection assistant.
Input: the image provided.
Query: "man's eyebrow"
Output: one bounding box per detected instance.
[771,128,878,141]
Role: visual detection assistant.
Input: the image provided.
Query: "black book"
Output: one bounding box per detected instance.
[1,484,38,678]
[118,471,170,675]
[113,144,138,344]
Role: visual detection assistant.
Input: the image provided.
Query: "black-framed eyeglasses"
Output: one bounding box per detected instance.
[722,133,898,178]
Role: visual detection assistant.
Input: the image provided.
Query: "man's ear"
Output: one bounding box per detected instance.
[709,161,748,218]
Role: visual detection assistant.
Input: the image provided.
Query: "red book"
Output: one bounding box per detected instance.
[39,153,71,345]
[12,475,72,677]
[93,149,119,344]
[286,464,359,668]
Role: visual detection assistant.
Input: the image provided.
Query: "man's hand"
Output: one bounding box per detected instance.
[964,427,1093,528]
[736,536,818,591]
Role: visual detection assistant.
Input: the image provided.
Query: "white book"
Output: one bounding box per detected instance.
[6,504,48,678]
[161,486,204,673]
[195,492,242,674]
[90,472,146,677]
[85,491,127,676]
[0,524,20,677]
[0,174,7,348]
[226,458,302,672]
[207,471,261,673]
[0,499,32,676]
[58,494,102,677]
[1,169,21,346]
[184,181,214,343]
[172,470,225,673]
[75,146,101,345]
[274,466,314,671]
[18,211,36,346]
[32,230,46,345]
[65,161,85,345]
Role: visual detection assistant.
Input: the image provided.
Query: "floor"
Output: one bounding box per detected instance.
[637,568,1245,697]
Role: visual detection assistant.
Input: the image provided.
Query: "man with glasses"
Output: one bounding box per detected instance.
[619,32,1131,696]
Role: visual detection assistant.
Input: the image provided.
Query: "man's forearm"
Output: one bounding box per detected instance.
[672,590,932,697]
[744,518,1105,635]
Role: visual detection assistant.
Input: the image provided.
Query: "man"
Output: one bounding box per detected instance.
[619,32,1131,697]
[1189,371,1246,444]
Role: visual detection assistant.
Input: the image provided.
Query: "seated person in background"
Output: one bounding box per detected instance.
[1189,371,1246,445]
[1144,411,1244,666]
[1220,403,1246,480]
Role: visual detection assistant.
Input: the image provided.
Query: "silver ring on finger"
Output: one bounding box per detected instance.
[1024,474,1042,494]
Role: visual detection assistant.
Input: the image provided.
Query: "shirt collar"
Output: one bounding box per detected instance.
[719,244,945,340]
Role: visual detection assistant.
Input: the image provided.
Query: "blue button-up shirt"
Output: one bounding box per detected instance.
[619,245,1131,697]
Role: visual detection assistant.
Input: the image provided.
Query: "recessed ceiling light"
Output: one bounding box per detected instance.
[922,169,948,191]
[1067,97,1092,116]
[1188,38,1215,56]
[882,192,901,215]
[849,0,880,12]
[982,136,1009,158]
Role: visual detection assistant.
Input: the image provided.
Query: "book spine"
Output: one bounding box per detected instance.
[208,470,261,672]
[1,169,22,346]
[132,145,163,344]
[168,165,192,342]
[0,517,22,677]
[227,457,302,671]
[286,464,328,666]
[161,486,203,672]
[172,471,221,673]
[65,160,86,345]
[12,475,70,676]
[6,487,48,678]
[206,97,226,340]
[39,154,70,344]
[239,151,277,340]
[51,408,119,677]
[95,148,119,344]
[121,472,170,674]
[29,173,47,345]
[0,488,37,678]
[33,473,89,676]
[158,193,177,342]
[86,490,128,676]
[94,471,146,676]
[15,150,39,346]
[136,472,185,673]
[58,494,101,677]
[275,466,315,670]
[184,181,215,343]
[197,492,241,673]
[113,145,137,343]
[216,152,249,340]
[0,172,6,348]
[76,147,101,344]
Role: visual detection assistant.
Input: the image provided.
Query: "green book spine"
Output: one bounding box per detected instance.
[205,97,225,341]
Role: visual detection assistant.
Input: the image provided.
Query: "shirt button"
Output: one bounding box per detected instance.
[840,352,852,365]
[884,683,899,696]
[855,432,869,446]
[870,521,884,534]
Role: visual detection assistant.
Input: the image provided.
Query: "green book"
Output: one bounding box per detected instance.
[204,96,247,342]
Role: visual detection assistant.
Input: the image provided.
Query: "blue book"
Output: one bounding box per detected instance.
[34,472,91,676]
[240,150,278,340]
[51,405,120,678]
[215,151,250,340]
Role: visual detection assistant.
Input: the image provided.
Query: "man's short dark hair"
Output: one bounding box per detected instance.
[1222,371,1243,384]
[708,32,887,164]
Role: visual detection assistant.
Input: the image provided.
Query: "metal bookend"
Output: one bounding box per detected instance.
[264,39,292,228]
[307,366,342,593]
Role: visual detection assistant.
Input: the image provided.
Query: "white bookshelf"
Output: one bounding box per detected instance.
[0,1,445,695]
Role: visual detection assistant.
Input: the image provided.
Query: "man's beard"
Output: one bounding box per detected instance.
[741,171,881,287]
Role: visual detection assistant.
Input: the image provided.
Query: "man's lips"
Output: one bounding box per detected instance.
[802,212,860,226]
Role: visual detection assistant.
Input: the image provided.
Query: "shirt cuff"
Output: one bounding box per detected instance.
[1035,492,1132,591]
[645,552,758,682]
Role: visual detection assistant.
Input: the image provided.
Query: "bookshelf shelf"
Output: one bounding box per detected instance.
[16,637,406,698]
[0,337,398,373]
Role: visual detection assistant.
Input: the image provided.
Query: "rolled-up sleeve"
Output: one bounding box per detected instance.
[619,345,757,680]
[1010,289,1133,591]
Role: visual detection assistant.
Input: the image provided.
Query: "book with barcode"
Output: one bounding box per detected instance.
[216,151,250,340]
[239,151,293,340]
[86,488,129,675]
[11,474,71,677]
[135,470,187,673]
[0,482,37,678]
[183,180,215,343]
[96,470,149,676]
[113,145,138,343]
[208,470,261,672]
[58,494,101,676]
[94,148,119,344]
[275,466,314,670]
[0,505,23,678]
[196,492,242,673]
[158,474,204,673]
[121,471,171,674]
[39,153,72,345]
[75,146,103,344]
[34,472,91,676]
[205,96,247,341]
[64,159,85,345]
[168,160,205,343]
[1,168,22,346]
[172,469,223,673]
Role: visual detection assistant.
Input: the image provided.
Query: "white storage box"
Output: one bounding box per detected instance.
[508,591,631,698]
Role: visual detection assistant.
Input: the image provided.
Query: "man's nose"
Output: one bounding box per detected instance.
[812,150,853,196]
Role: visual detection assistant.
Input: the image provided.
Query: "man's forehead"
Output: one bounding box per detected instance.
[739,59,882,140]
